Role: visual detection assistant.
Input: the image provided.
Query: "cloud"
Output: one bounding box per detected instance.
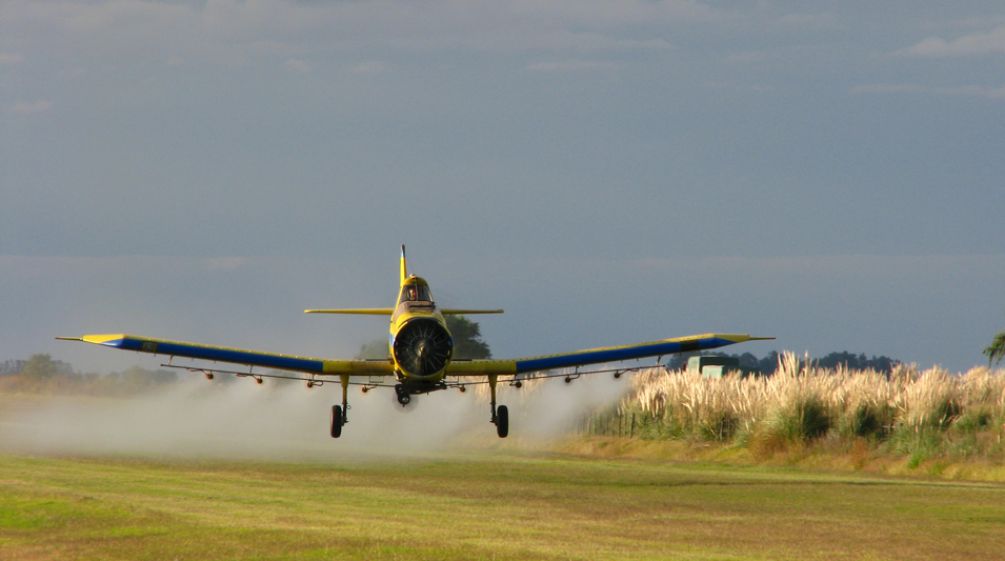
[350,60,388,75]
[284,58,311,73]
[202,257,248,272]
[776,13,838,28]
[937,15,1005,31]
[526,59,617,72]
[1,0,705,61]
[530,32,671,53]
[851,83,1005,100]
[10,100,52,114]
[703,80,774,93]
[0,52,24,65]
[897,24,1005,57]
[725,51,767,63]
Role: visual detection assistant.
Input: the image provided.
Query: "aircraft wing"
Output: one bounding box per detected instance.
[56,333,394,376]
[445,333,772,376]
[304,308,394,315]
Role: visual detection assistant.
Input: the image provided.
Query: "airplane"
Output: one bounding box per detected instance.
[58,246,772,439]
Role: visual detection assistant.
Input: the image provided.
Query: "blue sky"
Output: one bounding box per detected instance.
[2,1,1004,372]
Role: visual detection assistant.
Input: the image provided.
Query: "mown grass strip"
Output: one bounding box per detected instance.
[2,453,1004,561]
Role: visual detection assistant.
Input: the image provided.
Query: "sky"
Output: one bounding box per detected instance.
[2,0,1004,373]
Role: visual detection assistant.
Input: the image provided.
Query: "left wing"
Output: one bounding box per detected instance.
[304,308,394,315]
[445,333,772,376]
[56,333,394,376]
[303,308,503,315]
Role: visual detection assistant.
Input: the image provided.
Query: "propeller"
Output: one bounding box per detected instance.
[393,319,453,376]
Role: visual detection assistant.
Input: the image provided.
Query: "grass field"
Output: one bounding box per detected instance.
[2,452,1004,561]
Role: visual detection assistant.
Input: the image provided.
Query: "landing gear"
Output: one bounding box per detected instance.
[330,374,349,439]
[394,383,411,406]
[495,405,509,438]
[488,374,509,438]
[330,405,344,438]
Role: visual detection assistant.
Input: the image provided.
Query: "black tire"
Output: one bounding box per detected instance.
[331,405,343,438]
[395,384,412,406]
[496,405,509,438]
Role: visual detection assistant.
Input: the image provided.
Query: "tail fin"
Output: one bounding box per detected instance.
[400,244,408,285]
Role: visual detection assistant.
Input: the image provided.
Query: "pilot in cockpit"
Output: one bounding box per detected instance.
[401,284,430,303]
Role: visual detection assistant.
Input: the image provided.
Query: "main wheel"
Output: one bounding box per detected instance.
[330,405,344,438]
[495,405,509,438]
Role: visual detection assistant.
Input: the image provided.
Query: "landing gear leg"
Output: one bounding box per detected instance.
[331,374,349,439]
[489,374,509,438]
[489,374,497,423]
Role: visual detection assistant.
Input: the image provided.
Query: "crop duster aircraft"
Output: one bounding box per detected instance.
[58,247,772,438]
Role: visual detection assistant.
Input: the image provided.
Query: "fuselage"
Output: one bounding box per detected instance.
[388,276,453,383]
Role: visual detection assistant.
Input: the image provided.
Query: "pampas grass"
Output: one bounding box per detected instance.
[590,352,1005,461]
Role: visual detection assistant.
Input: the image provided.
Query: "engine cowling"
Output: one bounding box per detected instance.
[392,318,453,377]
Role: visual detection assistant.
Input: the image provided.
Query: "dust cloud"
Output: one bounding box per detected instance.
[0,370,636,461]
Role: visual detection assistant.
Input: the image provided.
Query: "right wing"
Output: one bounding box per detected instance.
[445,333,772,376]
[56,333,394,376]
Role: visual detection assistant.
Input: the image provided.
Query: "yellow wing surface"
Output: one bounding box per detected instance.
[446,333,772,376]
[57,334,394,376]
[303,308,395,315]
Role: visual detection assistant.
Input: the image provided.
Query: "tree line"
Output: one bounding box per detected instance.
[666,350,902,375]
[0,353,178,395]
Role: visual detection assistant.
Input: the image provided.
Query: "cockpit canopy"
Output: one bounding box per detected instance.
[398,277,433,305]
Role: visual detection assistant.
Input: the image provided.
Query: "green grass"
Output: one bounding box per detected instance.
[2,453,1004,561]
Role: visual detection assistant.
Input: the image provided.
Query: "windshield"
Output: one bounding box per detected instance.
[399,281,432,304]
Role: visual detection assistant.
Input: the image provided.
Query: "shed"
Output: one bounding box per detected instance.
[687,356,742,378]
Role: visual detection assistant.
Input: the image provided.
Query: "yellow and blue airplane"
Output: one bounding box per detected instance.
[58,246,772,438]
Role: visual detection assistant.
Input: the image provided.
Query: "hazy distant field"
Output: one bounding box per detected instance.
[2,452,1004,561]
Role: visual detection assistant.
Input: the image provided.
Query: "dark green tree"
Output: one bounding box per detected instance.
[20,354,62,379]
[983,331,1005,367]
[444,315,491,359]
[356,338,390,360]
